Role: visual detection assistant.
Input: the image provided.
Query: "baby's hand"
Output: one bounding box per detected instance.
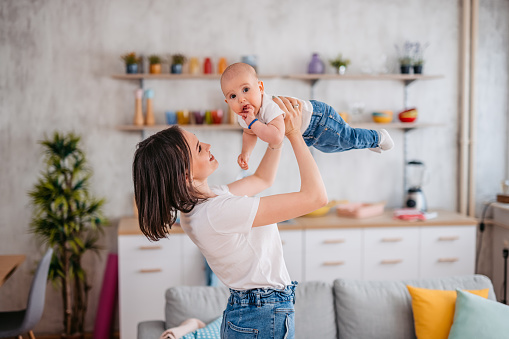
[237,153,250,170]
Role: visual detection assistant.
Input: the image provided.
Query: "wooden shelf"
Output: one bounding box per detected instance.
[111,74,280,80]
[116,122,443,133]
[111,73,443,81]
[286,74,444,81]
[116,124,243,132]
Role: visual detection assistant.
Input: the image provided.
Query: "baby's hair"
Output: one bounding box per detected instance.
[220,62,258,89]
[132,126,204,241]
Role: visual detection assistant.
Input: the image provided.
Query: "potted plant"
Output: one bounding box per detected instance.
[148,54,162,74]
[29,132,108,339]
[329,54,351,75]
[121,52,140,74]
[171,53,187,74]
[412,42,429,74]
[395,41,414,74]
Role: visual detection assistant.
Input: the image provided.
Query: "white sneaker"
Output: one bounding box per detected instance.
[369,129,394,153]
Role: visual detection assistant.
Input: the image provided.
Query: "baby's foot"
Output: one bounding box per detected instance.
[369,129,394,153]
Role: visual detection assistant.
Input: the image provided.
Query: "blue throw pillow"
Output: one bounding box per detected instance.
[448,289,509,339]
[181,316,222,339]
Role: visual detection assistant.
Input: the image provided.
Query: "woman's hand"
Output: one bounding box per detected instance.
[272,96,303,136]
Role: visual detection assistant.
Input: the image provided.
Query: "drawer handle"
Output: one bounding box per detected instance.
[381,259,403,265]
[438,257,459,263]
[381,237,403,242]
[139,268,162,273]
[323,239,345,244]
[139,245,162,250]
[323,261,345,266]
[438,236,460,241]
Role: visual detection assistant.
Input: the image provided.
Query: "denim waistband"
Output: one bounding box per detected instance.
[228,281,298,306]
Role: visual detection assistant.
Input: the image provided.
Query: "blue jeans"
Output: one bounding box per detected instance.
[303,100,379,153]
[221,282,297,339]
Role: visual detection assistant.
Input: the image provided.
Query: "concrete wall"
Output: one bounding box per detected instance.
[0,0,507,334]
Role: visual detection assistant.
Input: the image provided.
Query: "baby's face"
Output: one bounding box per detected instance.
[222,72,263,116]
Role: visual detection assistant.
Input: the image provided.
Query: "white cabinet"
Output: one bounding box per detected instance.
[305,229,363,283]
[118,234,182,339]
[363,227,419,280]
[117,213,476,338]
[419,226,476,278]
[280,230,304,282]
[181,235,206,286]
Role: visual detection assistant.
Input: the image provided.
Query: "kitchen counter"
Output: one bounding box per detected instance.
[118,209,477,235]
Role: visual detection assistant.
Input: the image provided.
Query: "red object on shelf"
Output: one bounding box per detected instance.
[398,108,418,123]
[204,57,212,74]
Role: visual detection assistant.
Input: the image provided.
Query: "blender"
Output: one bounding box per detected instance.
[405,160,427,212]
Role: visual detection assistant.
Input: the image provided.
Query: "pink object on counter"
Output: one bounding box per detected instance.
[336,202,385,218]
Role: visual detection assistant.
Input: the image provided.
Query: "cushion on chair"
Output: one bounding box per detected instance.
[333,275,495,339]
[165,286,229,329]
[294,281,337,339]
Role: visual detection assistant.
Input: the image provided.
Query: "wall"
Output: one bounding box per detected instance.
[0,0,507,334]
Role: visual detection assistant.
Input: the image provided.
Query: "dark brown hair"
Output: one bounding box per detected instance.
[132,126,203,241]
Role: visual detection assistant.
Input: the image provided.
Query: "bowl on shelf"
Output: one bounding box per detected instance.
[372,110,393,123]
[398,108,418,123]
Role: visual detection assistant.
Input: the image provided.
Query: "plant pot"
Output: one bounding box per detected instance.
[413,65,423,74]
[126,64,138,74]
[400,65,411,74]
[150,64,161,74]
[336,65,346,75]
[171,64,183,74]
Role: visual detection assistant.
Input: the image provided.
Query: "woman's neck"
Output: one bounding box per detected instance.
[193,180,216,199]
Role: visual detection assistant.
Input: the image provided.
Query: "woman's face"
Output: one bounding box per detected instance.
[182,130,218,182]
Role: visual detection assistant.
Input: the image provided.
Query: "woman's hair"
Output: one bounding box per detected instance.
[132,126,203,241]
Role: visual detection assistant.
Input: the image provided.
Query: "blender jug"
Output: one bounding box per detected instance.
[405,160,427,211]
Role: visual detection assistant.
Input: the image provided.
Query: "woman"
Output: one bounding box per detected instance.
[133,96,327,339]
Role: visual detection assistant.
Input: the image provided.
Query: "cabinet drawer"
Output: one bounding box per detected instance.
[280,230,304,282]
[363,227,419,280]
[305,229,362,282]
[419,226,476,278]
[118,235,179,261]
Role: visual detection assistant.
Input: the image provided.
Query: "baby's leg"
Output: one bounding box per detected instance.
[306,101,393,153]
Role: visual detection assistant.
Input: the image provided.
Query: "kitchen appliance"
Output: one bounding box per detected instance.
[405,160,427,211]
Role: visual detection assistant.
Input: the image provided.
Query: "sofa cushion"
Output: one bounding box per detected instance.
[294,281,337,339]
[448,289,509,339]
[406,286,489,339]
[165,286,229,328]
[333,275,495,339]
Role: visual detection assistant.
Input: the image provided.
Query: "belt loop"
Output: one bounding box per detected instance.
[256,293,261,308]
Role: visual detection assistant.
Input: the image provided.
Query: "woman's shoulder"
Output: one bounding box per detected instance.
[210,184,230,195]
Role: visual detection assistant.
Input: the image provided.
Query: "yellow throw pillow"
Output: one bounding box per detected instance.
[406,285,489,339]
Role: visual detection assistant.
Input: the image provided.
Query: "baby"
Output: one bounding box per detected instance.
[220,62,394,170]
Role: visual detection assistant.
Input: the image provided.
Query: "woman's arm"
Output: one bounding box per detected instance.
[252,97,327,227]
[228,136,282,197]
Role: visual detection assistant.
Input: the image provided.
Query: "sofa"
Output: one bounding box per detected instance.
[137,275,496,339]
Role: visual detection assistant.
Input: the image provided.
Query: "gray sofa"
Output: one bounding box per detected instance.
[138,275,495,339]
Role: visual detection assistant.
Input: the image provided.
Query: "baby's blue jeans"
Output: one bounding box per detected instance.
[303,100,379,152]
[220,282,297,339]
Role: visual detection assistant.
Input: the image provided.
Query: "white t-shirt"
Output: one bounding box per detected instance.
[180,185,292,290]
[237,92,313,134]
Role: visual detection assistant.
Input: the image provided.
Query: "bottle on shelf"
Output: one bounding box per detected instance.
[218,57,227,74]
[308,53,325,74]
[133,89,144,126]
[144,89,155,126]
[204,57,212,74]
[189,57,200,75]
